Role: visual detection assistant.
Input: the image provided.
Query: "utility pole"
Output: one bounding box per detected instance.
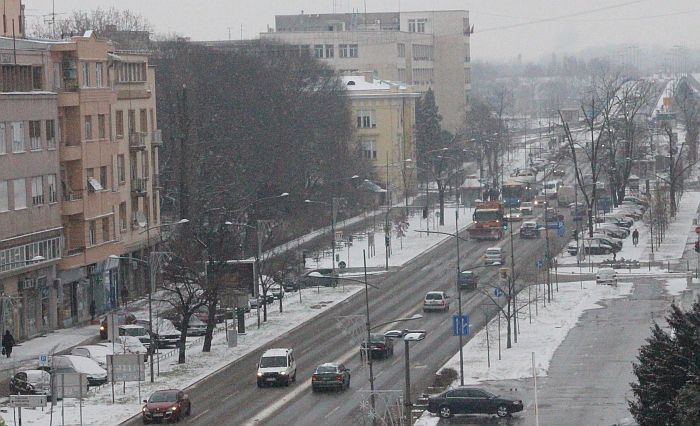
[177,85,191,222]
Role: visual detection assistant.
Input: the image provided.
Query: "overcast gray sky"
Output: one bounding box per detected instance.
[23,0,700,61]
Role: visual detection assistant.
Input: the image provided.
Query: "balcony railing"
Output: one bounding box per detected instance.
[129,132,147,150]
[151,129,163,146]
[152,174,161,189]
[131,177,148,195]
[63,191,84,201]
[66,246,85,256]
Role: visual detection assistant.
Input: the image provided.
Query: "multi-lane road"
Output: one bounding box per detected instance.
[124,157,578,426]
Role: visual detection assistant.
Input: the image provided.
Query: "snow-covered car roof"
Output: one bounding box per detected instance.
[262,348,291,357]
[55,355,107,376]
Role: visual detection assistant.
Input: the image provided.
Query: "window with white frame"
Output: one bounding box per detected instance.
[88,220,97,246]
[417,18,427,33]
[412,44,433,61]
[0,237,61,273]
[95,62,103,87]
[339,44,348,58]
[0,180,7,212]
[356,110,375,129]
[398,68,406,83]
[0,123,5,154]
[45,120,55,149]
[408,19,416,33]
[348,44,358,58]
[13,178,26,209]
[84,116,92,140]
[47,174,57,203]
[361,139,377,160]
[314,45,324,58]
[324,44,334,58]
[82,62,90,87]
[11,122,24,153]
[397,43,405,58]
[29,120,41,150]
[31,176,43,206]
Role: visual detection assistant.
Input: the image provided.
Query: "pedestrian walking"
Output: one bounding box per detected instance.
[89,300,96,321]
[2,330,15,358]
[120,286,129,307]
[632,229,639,247]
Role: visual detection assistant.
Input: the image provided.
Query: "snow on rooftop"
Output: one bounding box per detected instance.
[342,75,413,92]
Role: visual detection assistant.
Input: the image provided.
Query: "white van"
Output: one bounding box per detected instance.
[256,348,297,387]
[596,267,617,286]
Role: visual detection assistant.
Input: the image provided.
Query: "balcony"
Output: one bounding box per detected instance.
[129,132,147,151]
[151,129,163,147]
[152,174,162,189]
[131,177,148,196]
[62,191,84,215]
[60,143,82,161]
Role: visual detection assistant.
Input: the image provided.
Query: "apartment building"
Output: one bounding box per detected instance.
[343,74,420,202]
[0,39,62,339]
[261,10,471,133]
[51,32,161,326]
[1,0,24,38]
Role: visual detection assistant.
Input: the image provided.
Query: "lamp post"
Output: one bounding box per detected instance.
[384,329,426,426]
[112,218,188,383]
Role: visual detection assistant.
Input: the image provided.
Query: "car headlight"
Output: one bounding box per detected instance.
[257,372,263,377]
[279,371,288,375]
[143,407,149,413]
[171,406,178,411]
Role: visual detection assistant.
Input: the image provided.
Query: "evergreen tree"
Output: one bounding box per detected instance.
[630,302,700,425]
[415,88,443,158]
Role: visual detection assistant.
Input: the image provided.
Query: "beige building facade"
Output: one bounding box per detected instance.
[262,10,471,133]
[343,75,420,203]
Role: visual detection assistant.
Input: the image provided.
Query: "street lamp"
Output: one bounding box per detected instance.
[385,329,426,426]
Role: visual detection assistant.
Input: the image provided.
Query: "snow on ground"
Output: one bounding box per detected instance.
[416,280,633,425]
[665,277,691,296]
[0,285,364,425]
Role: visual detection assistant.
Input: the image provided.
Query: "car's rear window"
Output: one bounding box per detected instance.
[486,250,501,255]
[316,365,338,374]
[426,293,444,300]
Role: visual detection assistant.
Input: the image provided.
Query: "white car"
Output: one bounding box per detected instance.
[503,208,523,222]
[71,345,113,368]
[423,291,451,312]
[484,247,506,266]
[52,355,108,388]
[596,267,617,286]
[520,202,534,216]
[256,348,297,387]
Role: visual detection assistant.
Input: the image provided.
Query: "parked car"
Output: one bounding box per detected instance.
[282,278,301,292]
[423,291,451,312]
[298,269,338,287]
[184,316,207,336]
[427,386,524,418]
[590,234,623,251]
[135,318,181,348]
[503,208,523,222]
[118,324,151,348]
[51,355,108,388]
[597,223,630,238]
[256,348,297,387]
[596,267,618,286]
[566,243,580,256]
[458,270,479,290]
[484,247,506,266]
[360,333,394,360]
[519,202,534,216]
[519,221,540,239]
[311,362,351,392]
[623,195,649,208]
[96,337,148,362]
[71,345,113,368]
[600,215,633,228]
[269,284,285,300]
[142,389,191,424]
[99,311,137,340]
[581,241,614,255]
[192,306,229,324]
[9,370,51,397]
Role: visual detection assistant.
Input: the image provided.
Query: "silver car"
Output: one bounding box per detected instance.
[423,291,450,312]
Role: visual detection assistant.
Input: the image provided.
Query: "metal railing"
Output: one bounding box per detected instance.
[129,132,147,149]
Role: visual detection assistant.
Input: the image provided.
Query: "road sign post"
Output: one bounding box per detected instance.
[452,314,469,336]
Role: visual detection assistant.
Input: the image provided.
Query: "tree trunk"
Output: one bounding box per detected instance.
[438,184,445,226]
[178,317,189,364]
[506,295,512,349]
[202,297,217,352]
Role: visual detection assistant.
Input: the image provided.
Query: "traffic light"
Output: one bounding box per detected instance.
[422,207,428,219]
[695,240,699,253]
[501,221,508,231]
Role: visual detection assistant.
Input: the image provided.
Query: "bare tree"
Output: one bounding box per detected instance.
[655,123,696,217]
[674,79,700,165]
[29,7,151,40]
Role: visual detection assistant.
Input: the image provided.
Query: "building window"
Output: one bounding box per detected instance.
[100,166,108,189]
[87,168,103,192]
[118,62,146,83]
[95,62,103,87]
[98,114,106,139]
[84,116,92,140]
[417,19,427,33]
[398,43,405,58]
[31,176,44,206]
[361,140,377,160]
[413,68,434,85]
[356,110,375,129]
[12,178,26,210]
[45,120,56,149]
[82,62,90,87]
[29,120,41,150]
[117,155,126,183]
[47,174,57,203]
[88,220,97,246]
[0,237,61,273]
[348,44,358,58]
[11,122,24,153]
[398,68,406,82]
[0,123,5,155]
[119,202,127,231]
[339,44,348,58]
[116,110,124,138]
[324,44,334,58]
[0,180,7,212]
[408,19,416,33]
[314,45,323,58]
[101,217,110,242]
[412,44,433,61]
[140,109,148,133]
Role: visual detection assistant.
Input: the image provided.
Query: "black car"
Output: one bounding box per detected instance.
[519,221,540,239]
[282,278,301,292]
[311,362,351,392]
[427,387,524,419]
[360,333,394,359]
[458,270,478,291]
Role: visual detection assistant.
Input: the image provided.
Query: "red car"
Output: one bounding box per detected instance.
[142,389,191,424]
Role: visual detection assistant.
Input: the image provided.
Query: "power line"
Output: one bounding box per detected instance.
[476,0,650,33]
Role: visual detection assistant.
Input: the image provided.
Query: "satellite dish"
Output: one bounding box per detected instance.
[135,211,147,228]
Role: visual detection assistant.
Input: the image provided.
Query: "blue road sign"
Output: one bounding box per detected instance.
[536,259,543,269]
[452,314,470,336]
[494,287,503,297]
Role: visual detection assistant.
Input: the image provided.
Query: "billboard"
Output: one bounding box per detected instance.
[217,260,257,299]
